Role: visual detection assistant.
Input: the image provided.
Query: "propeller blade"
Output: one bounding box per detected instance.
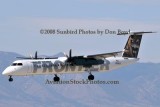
[66,49,73,63]
[35,51,38,59]
[16,51,44,60]
[30,54,33,59]
[69,49,72,59]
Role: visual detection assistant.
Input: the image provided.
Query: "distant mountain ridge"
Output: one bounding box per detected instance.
[0,51,160,107]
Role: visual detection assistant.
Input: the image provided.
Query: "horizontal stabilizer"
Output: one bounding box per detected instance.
[117,31,156,35]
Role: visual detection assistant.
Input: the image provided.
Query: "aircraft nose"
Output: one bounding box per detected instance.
[2,68,13,75]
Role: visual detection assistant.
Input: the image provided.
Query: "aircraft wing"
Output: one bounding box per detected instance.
[84,51,122,59]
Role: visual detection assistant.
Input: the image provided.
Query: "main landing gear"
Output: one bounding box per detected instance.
[53,74,60,82]
[88,73,94,80]
[9,76,13,82]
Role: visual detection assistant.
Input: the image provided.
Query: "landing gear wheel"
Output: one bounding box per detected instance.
[9,76,13,82]
[54,75,60,82]
[88,74,94,80]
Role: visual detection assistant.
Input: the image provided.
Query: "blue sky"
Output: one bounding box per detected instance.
[0,0,160,62]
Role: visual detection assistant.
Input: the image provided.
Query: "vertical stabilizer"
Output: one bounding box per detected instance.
[122,31,154,58]
[123,35,142,58]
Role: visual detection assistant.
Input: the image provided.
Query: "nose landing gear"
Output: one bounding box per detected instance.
[9,76,13,82]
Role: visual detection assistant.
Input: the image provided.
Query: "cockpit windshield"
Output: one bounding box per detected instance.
[11,63,23,66]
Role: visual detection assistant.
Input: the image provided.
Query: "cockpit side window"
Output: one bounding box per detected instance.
[12,63,17,66]
[17,63,23,66]
[11,63,23,66]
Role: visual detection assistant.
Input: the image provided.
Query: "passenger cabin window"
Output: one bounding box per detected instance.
[11,63,23,66]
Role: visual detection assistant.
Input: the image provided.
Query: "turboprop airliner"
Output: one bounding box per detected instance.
[2,31,154,82]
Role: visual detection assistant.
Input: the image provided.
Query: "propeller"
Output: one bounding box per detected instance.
[66,49,73,64]
[35,51,38,59]
[68,49,72,61]
[17,51,41,59]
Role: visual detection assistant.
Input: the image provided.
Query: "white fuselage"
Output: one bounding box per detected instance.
[2,56,139,76]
